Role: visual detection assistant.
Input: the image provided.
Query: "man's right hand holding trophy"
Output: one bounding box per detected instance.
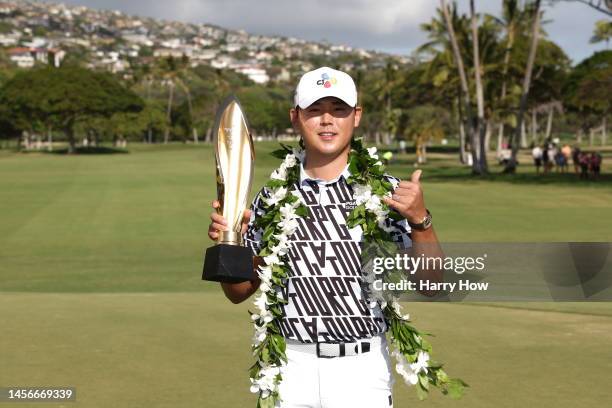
[207,200,261,303]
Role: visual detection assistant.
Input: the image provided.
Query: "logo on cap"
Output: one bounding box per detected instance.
[316,72,337,88]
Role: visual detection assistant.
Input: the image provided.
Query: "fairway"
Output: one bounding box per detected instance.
[1,143,610,292]
[1,293,611,408]
[1,143,612,407]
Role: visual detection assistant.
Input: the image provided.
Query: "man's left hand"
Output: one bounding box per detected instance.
[383,169,428,224]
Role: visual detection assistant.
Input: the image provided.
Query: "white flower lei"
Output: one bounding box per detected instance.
[248,139,466,407]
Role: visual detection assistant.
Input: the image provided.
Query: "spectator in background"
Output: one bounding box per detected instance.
[555,150,567,173]
[542,146,550,174]
[579,151,590,179]
[532,144,543,174]
[590,152,602,180]
[572,146,581,174]
[561,144,572,163]
[547,142,558,173]
[398,139,407,154]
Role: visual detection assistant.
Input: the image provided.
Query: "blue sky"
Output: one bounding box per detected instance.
[60,0,609,64]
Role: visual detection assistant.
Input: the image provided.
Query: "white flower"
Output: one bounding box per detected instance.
[253,292,271,313]
[258,265,273,281]
[367,146,379,159]
[257,265,273,293]
[270,234,290,257]
[278,217,299,236]
[264,186,287,207]
[259,281,271,293]
[374,206,394,233]
[292,148,305,162]
[279,202,297,220]
[270,167,287,180]
[410,351,430,375]
[250,364,281,397]
[251,323,267,347]
[271,154,297,181]
[353,184,372,205]
[263,253,280,266]
[392,349,418,385]
[283,153,297,168]
[253,293,274,323]
[290,190,305,207]
[365,194,382,212]
[391,300,403,316]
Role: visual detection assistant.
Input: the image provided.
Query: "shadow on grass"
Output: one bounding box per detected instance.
[434,168,611,187]
[49,146,129,155]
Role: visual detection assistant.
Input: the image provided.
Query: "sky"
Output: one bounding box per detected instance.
[59,0,610,64]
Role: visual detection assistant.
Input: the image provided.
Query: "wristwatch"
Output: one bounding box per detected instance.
[408,209,432,231]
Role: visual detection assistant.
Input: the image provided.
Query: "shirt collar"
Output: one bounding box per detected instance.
[299,160,351,186]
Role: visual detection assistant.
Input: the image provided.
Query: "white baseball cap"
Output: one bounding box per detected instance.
[294,66,358,109]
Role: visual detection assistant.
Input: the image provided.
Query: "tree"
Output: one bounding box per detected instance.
[0,100,20,147]
[404,105,450,164]
[439,0,483,174]
[419,6,471,163]
[236,86,291,136]
[470,0,489,173]
[563,50,612,144]
[0,66,143,153]
[493,0,529,153]
[139,101,168,144]
[505,0,542,173]
[373,60,402,145]
[590,20,612,48]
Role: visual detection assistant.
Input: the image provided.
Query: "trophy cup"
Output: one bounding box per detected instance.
[202,95,255,283]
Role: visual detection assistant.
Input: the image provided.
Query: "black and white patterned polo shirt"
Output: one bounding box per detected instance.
[244,162,412,344]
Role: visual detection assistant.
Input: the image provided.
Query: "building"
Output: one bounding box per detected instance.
[7,47,65,68]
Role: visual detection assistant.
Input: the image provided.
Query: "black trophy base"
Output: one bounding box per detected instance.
[202,244,254,283]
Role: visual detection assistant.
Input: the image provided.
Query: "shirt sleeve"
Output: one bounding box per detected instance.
[243,187,269,256]
[383,175,412,250]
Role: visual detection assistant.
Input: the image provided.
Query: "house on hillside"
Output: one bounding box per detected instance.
[7,47,65,68]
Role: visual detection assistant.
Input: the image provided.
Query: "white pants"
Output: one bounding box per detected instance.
[276,334,394,408]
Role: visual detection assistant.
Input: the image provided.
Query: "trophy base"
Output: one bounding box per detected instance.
[202,244,255,283]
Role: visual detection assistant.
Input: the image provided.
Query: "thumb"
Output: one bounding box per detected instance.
[410,169,422,183]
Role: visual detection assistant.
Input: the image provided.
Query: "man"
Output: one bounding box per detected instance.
[208,67,442,407]
[532,144,543,174]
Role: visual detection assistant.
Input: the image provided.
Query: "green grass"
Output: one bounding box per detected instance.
[1,293,611,408]
[1,142,611,407]
[1,143,610,291]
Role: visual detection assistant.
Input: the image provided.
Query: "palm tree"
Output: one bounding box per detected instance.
[439,0,484,174]
[505,0,543,173]
[470,0,488,173]
[494,0,525,154]
[590,20,612,49]
[155,56,199,144]
[175,78,198,143]
[420,3,474,166]
[372,60,401,145]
